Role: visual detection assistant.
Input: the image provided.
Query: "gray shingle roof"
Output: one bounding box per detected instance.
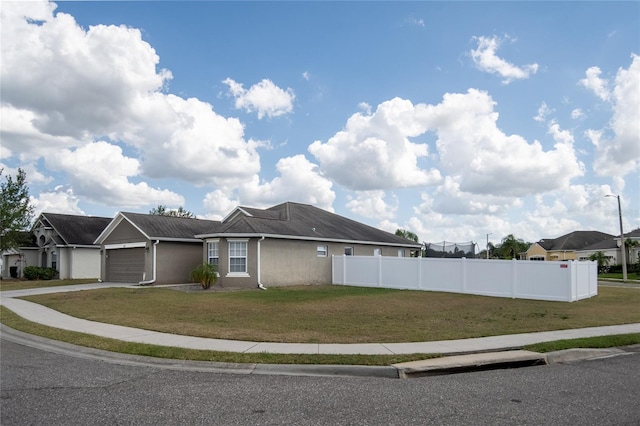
[37,213,111,246]
[537,231,614,251]
[205,202,421,246]
[120,212,221,240]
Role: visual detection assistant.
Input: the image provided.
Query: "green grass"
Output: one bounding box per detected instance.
[599,272,640,281]
[0,278,98,292]
[20,285,640,344]
[524,333,640,353]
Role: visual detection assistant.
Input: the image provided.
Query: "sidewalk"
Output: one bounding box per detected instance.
[2,282,639,355]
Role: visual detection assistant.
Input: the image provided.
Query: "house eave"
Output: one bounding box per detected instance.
[195,232,422,248]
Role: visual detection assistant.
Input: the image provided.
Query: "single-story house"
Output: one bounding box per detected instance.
[30,212,112,279]
[195,202,423,288]
[94,212,220,284]
[1,232,39,279]
[525,230,614,261]
[574,237,619,264]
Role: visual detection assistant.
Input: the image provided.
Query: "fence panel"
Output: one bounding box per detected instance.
[332,255,598,302]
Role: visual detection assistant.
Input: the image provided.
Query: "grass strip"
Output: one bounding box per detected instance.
[524,333,640,353]
[0,306,438,366]
[0,279,99,292]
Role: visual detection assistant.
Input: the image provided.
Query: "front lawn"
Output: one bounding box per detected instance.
[21,285,640,344]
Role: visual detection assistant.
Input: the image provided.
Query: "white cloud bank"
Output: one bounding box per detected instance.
[0,1,265,211]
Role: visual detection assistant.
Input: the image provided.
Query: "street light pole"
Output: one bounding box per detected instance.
[486,233,492,259]
[606,194,627,281]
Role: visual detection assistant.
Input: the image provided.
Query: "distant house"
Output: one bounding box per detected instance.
[1,232,38,279]
[195,202,422,288]
[525,231,614,261]
[30,213,111,279]
[94,212,220,284]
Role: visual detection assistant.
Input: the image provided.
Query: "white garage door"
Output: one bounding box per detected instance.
[106,248,145,283]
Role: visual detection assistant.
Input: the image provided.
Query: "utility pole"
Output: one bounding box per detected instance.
[606,194,627,281]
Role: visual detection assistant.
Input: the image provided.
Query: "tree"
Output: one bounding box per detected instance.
[395,229,419,243]
[497,234,529,259]
[0,168,35,252]
[588,251,610,273]
[624,238,639,268]
[149,205,195,218]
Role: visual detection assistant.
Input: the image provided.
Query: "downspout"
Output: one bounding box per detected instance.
[257,235,267,290]
[139,240,159,286]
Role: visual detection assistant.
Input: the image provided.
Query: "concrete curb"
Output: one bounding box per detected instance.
[0,324,398,379]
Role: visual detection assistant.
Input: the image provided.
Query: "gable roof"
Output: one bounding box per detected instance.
[537,231,614,251]
[34,213,111,246]
[95,212,221,244]
[199,202,421,247]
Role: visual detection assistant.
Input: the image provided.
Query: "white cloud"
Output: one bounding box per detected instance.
[586,54,640,176]
[579,66,610,101]
[534,102,553,123]
[30,186,85,216]
[346,191,398,220]
[427,89,583,197]
[308,97,442,191]
[238,155,335,209]
[203,155,335,218]
[45,141,184,208]
[571,108,585,120]
[0,1,264,200]
[223,78,295,119]
[138,94,262,186]
[470,35,539,84]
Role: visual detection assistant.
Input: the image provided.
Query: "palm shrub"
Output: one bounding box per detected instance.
[189,263,218,289]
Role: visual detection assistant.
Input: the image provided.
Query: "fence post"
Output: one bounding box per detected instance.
[377,254,382,287]
[461,257,467,294]
[342,254,347,285]
[511,258,518,299]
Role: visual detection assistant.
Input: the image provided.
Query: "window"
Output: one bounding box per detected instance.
[51,251,57,270]
[207,241,219,266]
[373,248,381,256]
[397,249,404,257]
[229,240,247,274]
[317,245,328,257]
[344,247,353,256]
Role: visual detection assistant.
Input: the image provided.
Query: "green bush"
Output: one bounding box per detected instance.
[189,263,218,289]
[23,266,59,281]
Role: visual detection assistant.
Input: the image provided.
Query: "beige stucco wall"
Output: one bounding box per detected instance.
[69,248,101,279]
[547,250,577,261]
[525,243,547,260]
[208,237,415,289]
[155,241,203,285]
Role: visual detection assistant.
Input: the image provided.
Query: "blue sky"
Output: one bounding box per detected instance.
[1,1,639,247]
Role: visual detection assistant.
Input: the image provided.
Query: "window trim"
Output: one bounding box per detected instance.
[227,239,249,277]
[317,244,328,257]
[207,240,219,266]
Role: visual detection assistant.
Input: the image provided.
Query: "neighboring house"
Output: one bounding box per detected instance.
[1,232,39,279]
[94,212,220,284]
[195,202,423,289]
[615,228,640,266]
[31,212,112,279]
[574,237,619,264]
[525,231,614,261]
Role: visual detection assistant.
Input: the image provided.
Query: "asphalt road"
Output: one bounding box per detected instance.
[2,335,639,425]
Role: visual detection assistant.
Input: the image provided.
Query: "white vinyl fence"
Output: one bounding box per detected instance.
[332,256,598,302]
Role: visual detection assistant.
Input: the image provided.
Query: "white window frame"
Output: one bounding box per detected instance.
[374,248,381,256]
[317,245,328,257]
[227,239,249,277]
[207,240,219,266]
[397,249,404,257]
